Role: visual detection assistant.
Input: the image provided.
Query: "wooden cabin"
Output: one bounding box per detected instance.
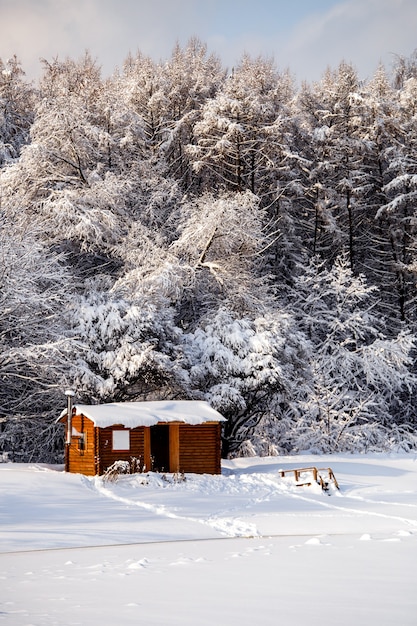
[57,399,226,476]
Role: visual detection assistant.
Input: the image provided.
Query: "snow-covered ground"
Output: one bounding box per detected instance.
[1,454,417,625]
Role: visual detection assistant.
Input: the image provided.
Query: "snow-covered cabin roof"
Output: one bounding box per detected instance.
[58,400,226,428]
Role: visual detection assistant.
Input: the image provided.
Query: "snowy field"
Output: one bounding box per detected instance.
[1,454,417,625]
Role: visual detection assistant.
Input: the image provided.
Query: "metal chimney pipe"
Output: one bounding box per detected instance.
[64,390,75,445]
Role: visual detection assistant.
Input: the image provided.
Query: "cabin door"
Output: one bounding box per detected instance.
[150,425,170,472]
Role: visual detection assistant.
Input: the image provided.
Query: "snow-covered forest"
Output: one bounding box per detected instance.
[1,40,417,462]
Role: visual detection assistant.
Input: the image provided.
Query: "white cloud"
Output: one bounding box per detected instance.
[0,0,117,76]
[0,0,415,82]
[0,0,190,77]
[282,0,417,81]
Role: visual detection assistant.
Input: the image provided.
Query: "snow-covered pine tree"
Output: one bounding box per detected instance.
[286,256,416,452]
[186,54,294,199]
[375,72,417,326]
[160,38,225,188]
[354,66,401,323]
[295,63,369,271]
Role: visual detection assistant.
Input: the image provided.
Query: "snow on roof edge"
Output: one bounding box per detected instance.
[57,400,226,428]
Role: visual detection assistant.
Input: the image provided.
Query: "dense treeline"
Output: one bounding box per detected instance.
[1,41,417,461]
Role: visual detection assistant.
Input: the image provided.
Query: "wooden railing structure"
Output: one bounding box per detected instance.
[278,466,339,492]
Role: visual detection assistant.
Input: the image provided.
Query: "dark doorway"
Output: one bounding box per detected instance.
[150,425,170,472]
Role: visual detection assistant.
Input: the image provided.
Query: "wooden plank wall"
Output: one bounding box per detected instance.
[97,425,146,475]
[179,423,222,474]
[66,414,96,476]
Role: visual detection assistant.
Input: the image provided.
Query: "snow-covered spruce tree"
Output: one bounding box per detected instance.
[69,290,188,404]
[295,57,417,333]
[375,72,417,327]
[182,307,308,456]
[354,66,404,325]
[0,212,75,462]
[285,256,416,452]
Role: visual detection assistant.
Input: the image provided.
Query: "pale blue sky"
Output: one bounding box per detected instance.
[1,0,416,83]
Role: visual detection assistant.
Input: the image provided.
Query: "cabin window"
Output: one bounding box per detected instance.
[112,429,130,451]
[78,433,86,452]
